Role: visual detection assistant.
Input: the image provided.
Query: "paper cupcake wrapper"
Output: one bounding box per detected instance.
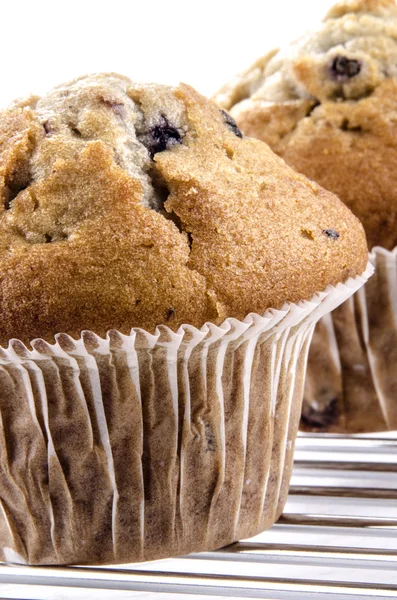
[0,265,371,566]
[303,249,395,433]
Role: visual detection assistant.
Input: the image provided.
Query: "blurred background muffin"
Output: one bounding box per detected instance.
[215,0,397,433]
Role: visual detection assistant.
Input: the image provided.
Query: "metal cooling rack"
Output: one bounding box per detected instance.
[1,433,397,600]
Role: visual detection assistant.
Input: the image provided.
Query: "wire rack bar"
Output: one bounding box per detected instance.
[1,433,396,599]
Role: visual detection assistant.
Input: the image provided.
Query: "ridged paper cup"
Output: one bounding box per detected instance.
[0,264,372,566]
[303,249,395,433]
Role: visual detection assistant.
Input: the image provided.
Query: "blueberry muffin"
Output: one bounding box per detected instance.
[215,0,397,432]
[1,73,367,343]
[0,73,368,565]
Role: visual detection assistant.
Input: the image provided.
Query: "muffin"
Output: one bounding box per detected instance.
[215,0,397,432]
[0,73,368,565]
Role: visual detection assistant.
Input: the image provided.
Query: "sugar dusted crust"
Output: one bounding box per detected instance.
[214,0,397,250]
[0,74,367,344]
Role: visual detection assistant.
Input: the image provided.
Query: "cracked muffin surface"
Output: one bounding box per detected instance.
[214,0,397,250]
[0,73,367,344]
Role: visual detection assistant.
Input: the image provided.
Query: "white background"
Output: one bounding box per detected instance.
[0,3,395,597]
[1,0,333,107]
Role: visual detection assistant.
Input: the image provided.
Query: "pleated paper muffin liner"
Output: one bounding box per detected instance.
[303,249,395,433]
[0,264,371,566]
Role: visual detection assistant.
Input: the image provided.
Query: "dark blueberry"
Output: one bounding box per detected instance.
[221,109,243,138]
[330,56,361,81]
[323,228,340,240]
[145,115,183,158]
[100,97,125,118]
[301,397,339,429]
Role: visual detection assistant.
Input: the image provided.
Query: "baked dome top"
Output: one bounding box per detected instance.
[214,0,397,249]
[0,74,367,343]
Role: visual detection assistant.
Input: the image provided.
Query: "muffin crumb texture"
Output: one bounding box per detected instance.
[0,74,367,344]
[214,0,397,249]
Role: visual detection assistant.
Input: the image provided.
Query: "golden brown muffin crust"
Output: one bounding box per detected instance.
[326,0,396,18]
[0,74,367,344]
[214,0,397,250]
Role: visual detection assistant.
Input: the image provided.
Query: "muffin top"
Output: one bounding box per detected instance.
[0,73,367,344]
[215,0,397,249]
